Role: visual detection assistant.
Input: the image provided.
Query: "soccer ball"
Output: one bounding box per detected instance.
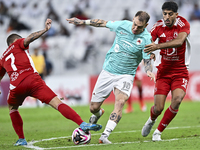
[72,127,91,145]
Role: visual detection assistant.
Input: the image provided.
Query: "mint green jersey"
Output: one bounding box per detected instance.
[103,20,152,76]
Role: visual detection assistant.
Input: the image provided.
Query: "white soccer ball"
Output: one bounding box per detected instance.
[72,127,91,145]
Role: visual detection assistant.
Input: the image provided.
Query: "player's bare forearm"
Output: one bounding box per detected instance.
[24,29,47,47]
[89,19,107,27]
[143,58,152,73]
[24,19,52,47]
[67,18,107,27]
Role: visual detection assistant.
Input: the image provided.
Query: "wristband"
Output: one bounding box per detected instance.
[85,20,90,25]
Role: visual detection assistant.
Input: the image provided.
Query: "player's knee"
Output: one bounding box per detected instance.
[172,95,183,107]
[154,105,164,114]
[90,102,100,113]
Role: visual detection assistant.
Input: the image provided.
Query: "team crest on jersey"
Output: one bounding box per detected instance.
[11,72,19,81]
[174,31,178,38]
[136,38,142,45]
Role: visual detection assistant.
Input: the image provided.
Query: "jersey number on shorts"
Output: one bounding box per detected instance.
[5,53,17,71]
[182,78,188,89]
[122,81,131,91]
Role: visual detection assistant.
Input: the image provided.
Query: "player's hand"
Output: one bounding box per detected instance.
[45,18,52,31]
[144,40,158,55]
[66,17,85,25]
[150,53,156,61]
[147,71,156,83]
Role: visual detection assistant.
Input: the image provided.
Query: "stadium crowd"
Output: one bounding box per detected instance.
[0,0,200,76]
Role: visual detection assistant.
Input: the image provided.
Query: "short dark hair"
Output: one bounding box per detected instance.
[135,11,150,24]
[7,34,22,46]
[162,1,178,12]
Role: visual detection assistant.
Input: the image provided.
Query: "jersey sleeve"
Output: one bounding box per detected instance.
[150,23,159,41]
[106,21,124,32]
[142,34,152,59]
[18,38,29,50]
[180,20,190,35]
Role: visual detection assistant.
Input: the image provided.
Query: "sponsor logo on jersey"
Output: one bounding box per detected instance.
[120,31,127,35]
[160,33,166,37]
[114,44,120,52]
[11,72,19,81]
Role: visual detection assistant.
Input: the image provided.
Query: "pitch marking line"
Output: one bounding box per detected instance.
[24,125,200,150]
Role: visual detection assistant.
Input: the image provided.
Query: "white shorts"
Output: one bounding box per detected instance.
[91,70,134,102]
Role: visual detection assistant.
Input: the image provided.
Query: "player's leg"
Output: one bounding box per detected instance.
[30,74,102,132]
[136,80,147,112]
[142,94,166,137]
[46,95,102,132]
[152,77,189,141]
[153,88,186,141]
[89,101,104,124]
[9,104,27,146]
[142,78,170,137]
[99,87,129,144]
[89,70,113,124]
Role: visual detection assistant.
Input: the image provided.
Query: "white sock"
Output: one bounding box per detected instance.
[93,109,103,117]
[103,120,117,136]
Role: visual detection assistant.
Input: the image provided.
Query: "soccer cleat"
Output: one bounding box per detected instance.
[124,106,133,113]
[80,122,102,132]
[89,108,105,124]
[99,133,112,144]
[14,138,27,146]
[141,117,156,137]
[152,129,162,141]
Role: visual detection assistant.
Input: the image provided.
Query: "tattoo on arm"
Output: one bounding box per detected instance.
[24,29,47,47]
[110,112,122,123]
[143,58,152,73]
[90,19,107,27]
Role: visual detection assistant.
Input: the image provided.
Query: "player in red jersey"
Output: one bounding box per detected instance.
[124,64,147,113]
[0,19,102,146]
[141,1,191,141]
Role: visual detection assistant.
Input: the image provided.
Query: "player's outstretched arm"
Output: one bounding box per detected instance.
[143,58,155,83]
[66,17,108,27]
[144,32,188,54]
[24,19,52,47]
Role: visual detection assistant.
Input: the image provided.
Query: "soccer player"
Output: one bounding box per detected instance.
[141,1,191,141]
[124,64,147,113]
[67,11,155,144]
[0,19,102,146]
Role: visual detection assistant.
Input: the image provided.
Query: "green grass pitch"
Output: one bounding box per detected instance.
[0,101,200,150]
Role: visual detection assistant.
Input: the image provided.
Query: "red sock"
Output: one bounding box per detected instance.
[138,87,143,102]
[157,105,178,132]
[127,96,132,108]
[150,106,161,121]
[57,103,84,125]
[10,110,25,139]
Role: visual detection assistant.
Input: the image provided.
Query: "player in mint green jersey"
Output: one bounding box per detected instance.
[67,11,155,144]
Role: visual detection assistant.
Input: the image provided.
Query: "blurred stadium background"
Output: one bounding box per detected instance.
[0,0,200,107]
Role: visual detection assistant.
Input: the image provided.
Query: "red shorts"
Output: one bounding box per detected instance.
[154,76,189,96]
[8,73,57,106]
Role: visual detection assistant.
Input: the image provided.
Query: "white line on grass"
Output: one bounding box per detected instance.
[24,125,200,150]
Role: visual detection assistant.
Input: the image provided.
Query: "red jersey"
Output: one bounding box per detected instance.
[151,16,191,78]
[0,38,37,89]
